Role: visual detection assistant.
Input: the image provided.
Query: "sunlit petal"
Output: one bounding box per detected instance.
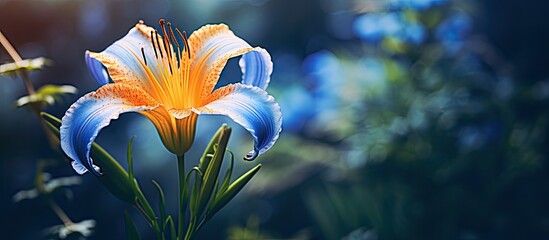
[188,24,272,103]
[60,83,160,175]
[87,21,172,102]
[197,83,282,160]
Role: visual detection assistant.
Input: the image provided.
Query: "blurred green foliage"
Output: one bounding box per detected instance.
[241,1,549,239]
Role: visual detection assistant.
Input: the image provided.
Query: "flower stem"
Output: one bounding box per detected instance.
[177,155,185,239]
[0,31,36,95]
[48,199,74,226]
[0,31,58,148]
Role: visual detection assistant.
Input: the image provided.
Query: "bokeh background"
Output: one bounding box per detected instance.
[2,0,549,239]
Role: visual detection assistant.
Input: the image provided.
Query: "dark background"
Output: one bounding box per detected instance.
[2,0,549,239]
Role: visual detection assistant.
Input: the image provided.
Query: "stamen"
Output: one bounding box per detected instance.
[140,47,147,65]
[176,28,191,59]
[168,22,180,49]
[183,31,191,59]
[155,30,163,59]
[168,22,181,68]
[159,19,172,59]
[175,28,185,50]
[150,31,158,59]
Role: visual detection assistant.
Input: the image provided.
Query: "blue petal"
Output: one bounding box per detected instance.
[239,47,273,90]
[85,51,110,85]
[198,83,282,160]
[60,83,158,175]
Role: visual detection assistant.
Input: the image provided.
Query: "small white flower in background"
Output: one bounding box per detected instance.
[44,219,96,239]
[12,174,81,202]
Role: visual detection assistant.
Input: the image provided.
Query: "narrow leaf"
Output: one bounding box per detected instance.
[207,150,235,214]
[218,150,235,197]
[189,171,202,218]
[205,164,262,221]
[165,216,177,240]
[127,136,136,183]
[41,112,61,128]
[183,166,202,216]
[198,124,226,172]
[197,125,231,216]
[124,211,141,240]
[152,179,167,232]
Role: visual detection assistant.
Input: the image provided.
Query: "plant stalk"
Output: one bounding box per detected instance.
[0,31,36,95]
[177,155,185,240]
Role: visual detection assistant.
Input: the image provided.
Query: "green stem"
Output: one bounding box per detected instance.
[177,155,185,240]
[184,220,196,240]
[135,191,162,239]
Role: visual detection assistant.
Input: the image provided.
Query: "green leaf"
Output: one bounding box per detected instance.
[92,141,138,204]
[127,136,136,182]
[189,170,202,218]
[207,150,234,214]
[125,137,157,226]
[165,216,177,240]
[205,164,262,221]
[218,150,235,197]
[152,179,167,232]
[41,112,61,128]
[185,166,205,240]
[16,84,77,108]
[197,125,231,216]
[182,166,201,215]
[124,211,141,240]
[198,124,226,172]
[0,57,52,75]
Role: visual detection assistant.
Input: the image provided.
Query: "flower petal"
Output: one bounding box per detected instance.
[142,109,198,156]
[239,47,272,90]
[197,83,282,160]
[86,21,172,102]
[60,83,159,175]
[85,51,110,85]
[188,24,272,104]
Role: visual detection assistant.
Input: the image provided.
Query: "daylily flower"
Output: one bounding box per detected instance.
[61,20,282,175]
